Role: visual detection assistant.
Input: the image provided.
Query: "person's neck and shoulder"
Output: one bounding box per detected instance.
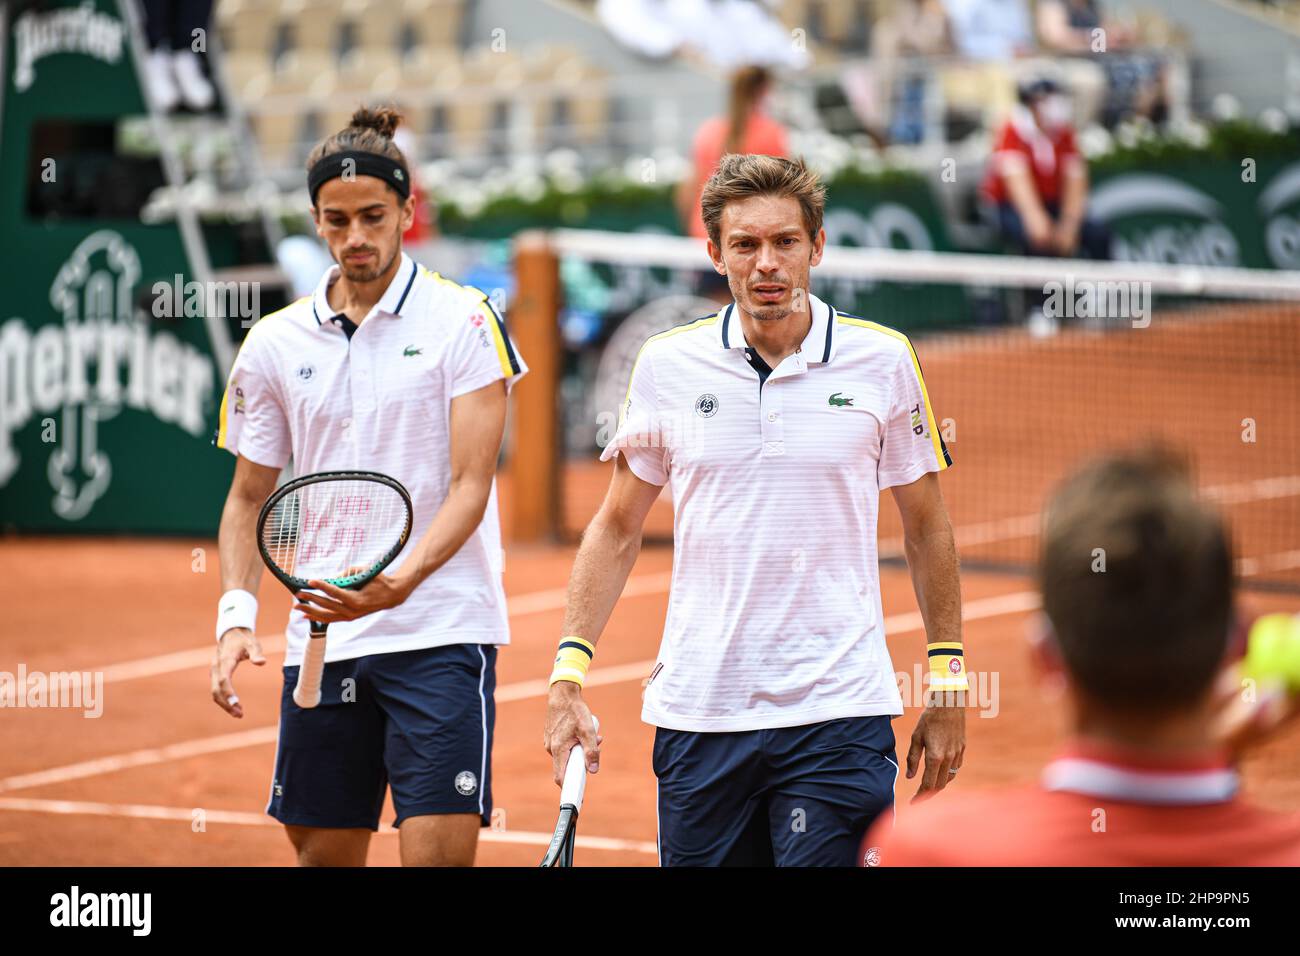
[869,734,1300,866]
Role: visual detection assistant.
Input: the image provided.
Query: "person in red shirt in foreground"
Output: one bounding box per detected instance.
[864,448,1300,866]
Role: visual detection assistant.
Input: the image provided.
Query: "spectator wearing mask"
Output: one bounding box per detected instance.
[981,76,1109,260]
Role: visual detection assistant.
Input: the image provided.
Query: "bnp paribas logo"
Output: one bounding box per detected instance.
[0,230,214,520]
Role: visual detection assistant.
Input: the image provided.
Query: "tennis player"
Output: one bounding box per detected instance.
[864,449,1300,865]
[208,107,526,867]
[544,154,967,866]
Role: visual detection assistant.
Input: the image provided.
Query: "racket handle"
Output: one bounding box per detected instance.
[293,625,327,709]
[559,715,599,809]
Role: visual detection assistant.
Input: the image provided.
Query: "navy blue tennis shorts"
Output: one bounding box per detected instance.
[653,715,898,866]
[267,643,496,830]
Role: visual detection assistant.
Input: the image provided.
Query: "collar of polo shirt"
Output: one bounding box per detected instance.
[310,251,420,330]
[717,293,838,365]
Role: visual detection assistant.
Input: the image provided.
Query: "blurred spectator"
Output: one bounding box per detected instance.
[393,127,436,245]
[676,66,789,242]
[141,0,216,112]
[941,0,1033,60]
[848,0,953,145]
[595,0,808,69]
[864,449,1300,866]
[981,76,1109,261]
[938,0,1034,125]
[1037,0,1168,127]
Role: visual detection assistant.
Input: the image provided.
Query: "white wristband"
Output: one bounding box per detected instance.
[216,589,258,642]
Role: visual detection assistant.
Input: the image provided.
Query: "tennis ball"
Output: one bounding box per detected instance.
[1240,613,1300,693]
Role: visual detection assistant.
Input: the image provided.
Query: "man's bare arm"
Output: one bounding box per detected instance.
[211,454,281,718]
[893,472,961,648]
[891,471,965,800]
[1002,163,1054,250]
[218,454,280,595]
[559,455,662,643]
[545,454,662,781]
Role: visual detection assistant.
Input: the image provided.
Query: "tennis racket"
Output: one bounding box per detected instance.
[256,470,413,709]
[540,715,599,867]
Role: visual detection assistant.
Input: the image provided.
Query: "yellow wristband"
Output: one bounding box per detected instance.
[550,636,596,687]
[927,642,969,692]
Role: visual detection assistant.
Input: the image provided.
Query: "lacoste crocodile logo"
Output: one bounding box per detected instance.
[828,392,854,407]
[403,345,422,357]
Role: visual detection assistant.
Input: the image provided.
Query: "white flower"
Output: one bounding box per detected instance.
[1258,107,1289,134]
[1078,125,1113,158]
[1210,93,1241,122]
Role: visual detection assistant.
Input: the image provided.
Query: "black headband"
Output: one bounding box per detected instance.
[308,150,411,204]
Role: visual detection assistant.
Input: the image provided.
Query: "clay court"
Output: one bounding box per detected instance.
[4,303,1299,866]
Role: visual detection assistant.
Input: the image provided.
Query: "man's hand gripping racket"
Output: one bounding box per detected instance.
[540,715,600,867]
[257,471,413,708]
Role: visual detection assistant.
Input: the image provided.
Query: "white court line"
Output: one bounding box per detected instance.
[0,797,657,855]
[0,589,1039,794]
[1236,550,1300,577]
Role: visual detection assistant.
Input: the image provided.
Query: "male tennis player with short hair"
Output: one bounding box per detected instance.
[209,107,525,867]
[865,448,1300,865]
[544,154,967,866]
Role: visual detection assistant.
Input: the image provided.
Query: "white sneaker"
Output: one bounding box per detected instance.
[172,50,215,112]
[145,49,180,112]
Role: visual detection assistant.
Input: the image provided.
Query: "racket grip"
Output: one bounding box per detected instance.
[293,630,327,709]
[559,715,599,808]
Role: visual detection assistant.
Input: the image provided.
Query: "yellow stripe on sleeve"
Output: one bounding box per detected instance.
[837,317,951,470]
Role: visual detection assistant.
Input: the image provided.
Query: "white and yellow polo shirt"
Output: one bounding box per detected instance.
[602,292,951,732]
[215,252,527,664]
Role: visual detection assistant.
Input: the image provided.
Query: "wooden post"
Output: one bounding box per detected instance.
[507,231,561,542]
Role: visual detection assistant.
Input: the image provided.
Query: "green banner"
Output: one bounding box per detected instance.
[1091,154,1300,270]
[0,0,232,534]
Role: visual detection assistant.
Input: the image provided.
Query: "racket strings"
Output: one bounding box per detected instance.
[261,480,409,583]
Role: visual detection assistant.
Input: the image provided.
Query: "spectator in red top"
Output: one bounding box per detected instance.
[982,75,1109,260]
[863,449,1300,866]
[677,65,789,242]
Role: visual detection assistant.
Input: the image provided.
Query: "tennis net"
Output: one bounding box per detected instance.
[531,230,1300,592]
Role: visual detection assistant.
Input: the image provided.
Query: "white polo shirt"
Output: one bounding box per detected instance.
[602,293,951,732]
[215,252,527,665]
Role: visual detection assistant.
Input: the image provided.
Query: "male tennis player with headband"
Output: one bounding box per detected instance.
[209,106,526,867]
[545,154,967,866]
